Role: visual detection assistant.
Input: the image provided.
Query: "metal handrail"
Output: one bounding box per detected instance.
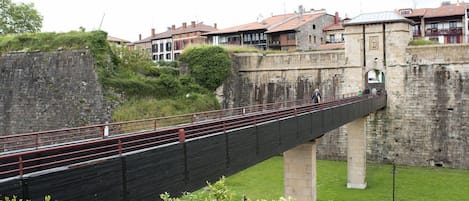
[0,93,357,153]
[0,93,378,180]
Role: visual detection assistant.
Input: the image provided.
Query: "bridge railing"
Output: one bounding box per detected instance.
[0,93,360,154]
[0,93,385,180]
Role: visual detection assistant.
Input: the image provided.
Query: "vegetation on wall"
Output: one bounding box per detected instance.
[178,45,232,91]
[0,31,223,122]
[408,39,439,46]
[106,44,220,121]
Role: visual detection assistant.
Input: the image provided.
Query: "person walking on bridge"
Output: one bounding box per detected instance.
[312,88,321,104]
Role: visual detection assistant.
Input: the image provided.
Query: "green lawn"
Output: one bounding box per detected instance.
[224,156,469,201]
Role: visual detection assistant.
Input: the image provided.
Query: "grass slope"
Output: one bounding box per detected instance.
[224,156,469,201]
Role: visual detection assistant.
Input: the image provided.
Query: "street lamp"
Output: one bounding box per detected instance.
[392,161,396,201]
[384,157,397,201]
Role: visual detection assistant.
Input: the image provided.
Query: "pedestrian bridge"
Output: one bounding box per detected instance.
[0,93,386,201]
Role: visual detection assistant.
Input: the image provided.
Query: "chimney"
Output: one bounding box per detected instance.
[334,12,339,24]
[139,34,142,41]
[298,5,304,21]
[183,22,187,29]
[214,23,217,29]
[151,28,155,37]
[191,21,196,28]
[171,25,176,30]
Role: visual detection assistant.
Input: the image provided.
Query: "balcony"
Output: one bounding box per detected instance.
[325,39,344,44]
[269,40,281,46]
[425,27,463,36]
[412,30,421,37]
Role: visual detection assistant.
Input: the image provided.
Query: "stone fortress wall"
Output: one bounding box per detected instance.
[0,50,107,135]
[226,43,469,169]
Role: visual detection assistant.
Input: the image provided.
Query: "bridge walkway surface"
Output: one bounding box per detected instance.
[0,93,386,201]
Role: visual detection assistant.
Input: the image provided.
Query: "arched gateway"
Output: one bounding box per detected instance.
[284,11,412,201]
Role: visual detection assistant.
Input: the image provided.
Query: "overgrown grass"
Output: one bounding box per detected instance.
[408,39,439,46]
[112,94,220,122]
[0,32,221,122]
[224,156,469,201]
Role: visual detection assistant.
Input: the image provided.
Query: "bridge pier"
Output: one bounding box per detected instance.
[284,140,317,201]
[347,117,367,189]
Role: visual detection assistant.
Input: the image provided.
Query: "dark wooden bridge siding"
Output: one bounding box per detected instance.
[0,96,386,201]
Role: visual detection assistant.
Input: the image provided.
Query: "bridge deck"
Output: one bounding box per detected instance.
[0,93,386,200]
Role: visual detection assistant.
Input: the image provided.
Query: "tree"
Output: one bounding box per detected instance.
[0,0,43,35]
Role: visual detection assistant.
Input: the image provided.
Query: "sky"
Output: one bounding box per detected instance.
[15,0,450,42]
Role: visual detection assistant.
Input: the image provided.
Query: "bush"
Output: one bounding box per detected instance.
[156,60,178,67]
[160,177,294,201]
[0,195,51,201]
[178,45,231,91]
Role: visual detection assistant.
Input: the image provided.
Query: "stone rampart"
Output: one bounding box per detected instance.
[226,44,469,169]
[0,50,107,135]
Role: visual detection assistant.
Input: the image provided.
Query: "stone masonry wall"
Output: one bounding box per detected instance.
[367,44,469,168]
[0,50,107,135]
[226,50,358,161]
[226,44,469,169]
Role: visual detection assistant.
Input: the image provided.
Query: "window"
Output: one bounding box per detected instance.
[166,53,171,60]
[312,24,316,29]
[152,54,157,61]
[430,23,438,29]
[159,54,164,60]
[449,35,458,43]
[166,42,172,51]
[160,43,164,52]
[309,35,312,43]
[152,44,158,53]
[287,33,295,40]
[329,34,335,43]
[449,21,457,28]
[314,36,316,43]
[399,9,412,15]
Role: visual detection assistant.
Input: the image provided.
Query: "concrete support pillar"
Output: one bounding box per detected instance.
[284,140,317,201]
[347,116,367,189]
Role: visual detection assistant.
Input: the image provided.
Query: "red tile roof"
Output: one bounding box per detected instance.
[205,13,298,35]
[152,22,217,40]
[107,36,130,43]
[398,3,467,18]
[323,23,344,31]
[132,36,152,44]
[172,22,217,35]
[425,3,466,18]
[265,13,325,33]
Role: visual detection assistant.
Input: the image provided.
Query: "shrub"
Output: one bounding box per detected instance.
[160,177,294,201]
[178,45,231,91]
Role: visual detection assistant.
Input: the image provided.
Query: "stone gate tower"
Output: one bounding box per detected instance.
[343,11,413,92]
